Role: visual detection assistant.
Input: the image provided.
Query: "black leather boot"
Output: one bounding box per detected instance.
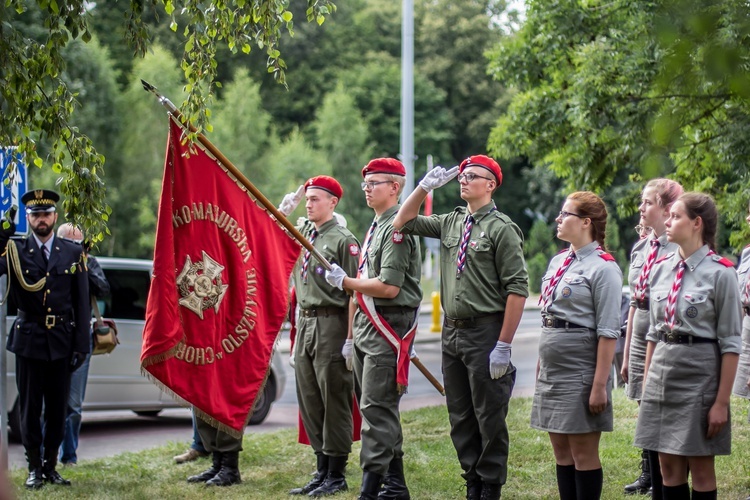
[187,451,223,483]
[206,451,242,486]
[624,449,651,495]
[42,452,71,486]
[358,471,384,500]
[377,457,409,499]
[290,453,329,495]
[480,482,501,500]
[309,455,348,496]
[466,478,483,500]
[25,449,44,490]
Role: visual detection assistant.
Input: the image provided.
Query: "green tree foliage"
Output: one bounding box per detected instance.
[486,0,750,251]
[524,218,559,294]
[1,0,334,239]
[313,85,373,237]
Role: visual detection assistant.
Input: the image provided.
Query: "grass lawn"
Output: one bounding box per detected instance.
[10,391,750,499]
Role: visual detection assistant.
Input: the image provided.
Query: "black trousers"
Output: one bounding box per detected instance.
[16,355,71,459]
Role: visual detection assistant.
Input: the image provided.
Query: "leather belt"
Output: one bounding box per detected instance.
[659,332,717,345]
[299,307,347,318]
[373,306,417,315]
[444,313,504,329]
[542,316,587,330]
[17,310,73,330]
[635,298,650,311]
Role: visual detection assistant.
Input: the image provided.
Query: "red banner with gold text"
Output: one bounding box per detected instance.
[141,119,300,437]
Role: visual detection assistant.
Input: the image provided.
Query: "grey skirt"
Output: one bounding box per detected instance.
[635,340,731,456]
[732,318,750,400]
[531,327,613,434]
[626,308,650,400]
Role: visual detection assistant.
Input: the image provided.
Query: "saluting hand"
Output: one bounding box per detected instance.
[588,386,608,415]
[706,401,729,439]
[489,341,511,379]
[325,264,347,290]
[278,185,305,216]
[419,166,460,193]
[341,339,353,371]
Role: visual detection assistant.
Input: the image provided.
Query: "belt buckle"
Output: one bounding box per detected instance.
[543,317,553,328]
[455,319,466,328]
[665,332,676,343]
[45,315,55,329]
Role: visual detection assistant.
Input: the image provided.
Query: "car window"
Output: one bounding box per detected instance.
[100,268,151,321]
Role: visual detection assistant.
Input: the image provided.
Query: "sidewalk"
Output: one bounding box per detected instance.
[277,293,541,354]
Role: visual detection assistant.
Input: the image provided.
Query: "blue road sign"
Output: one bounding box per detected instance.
[0,148,28,235]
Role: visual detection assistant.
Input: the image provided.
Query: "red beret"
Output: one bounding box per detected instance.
[361,158,406,178]
[459,155,502,185]
[305,175,343,199]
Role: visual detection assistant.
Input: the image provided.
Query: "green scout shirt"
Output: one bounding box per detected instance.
[401,201,528,318]
[293,218,360,309]
[363,205,422,308]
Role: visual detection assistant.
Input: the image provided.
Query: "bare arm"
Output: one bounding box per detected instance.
[393,187,428,230]
[498,294,526,344]
[342,276,400,299]
[346,297,357,340]
[707,352,739,438]
[620,306,636,382]
[589,337,616,414]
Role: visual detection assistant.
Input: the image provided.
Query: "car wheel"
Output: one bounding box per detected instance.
[8,398,21,443]
[133,410,162,417]
[248,376,276,426]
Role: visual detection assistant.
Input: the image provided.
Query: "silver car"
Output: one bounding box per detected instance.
[5,257,286,440]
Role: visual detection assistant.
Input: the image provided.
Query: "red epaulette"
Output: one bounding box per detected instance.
[717,256,734,268]
[598,252,615,262]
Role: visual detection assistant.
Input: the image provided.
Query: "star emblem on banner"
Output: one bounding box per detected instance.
[176,251,229,319]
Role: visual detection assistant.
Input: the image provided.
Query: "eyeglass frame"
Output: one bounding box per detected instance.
[361,180,394,191]
[558,210,587,220]
[456,172,494,183]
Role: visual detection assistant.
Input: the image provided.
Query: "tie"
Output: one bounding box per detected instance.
[664,260,686,330]
[456,215,474,277]
[41,244,49,264]
[300,230,318,282]
[635,238,660,300]
[540,251,576,309]
[358,221,378,276]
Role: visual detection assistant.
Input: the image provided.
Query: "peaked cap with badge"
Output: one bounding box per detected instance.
[21,189,60,213]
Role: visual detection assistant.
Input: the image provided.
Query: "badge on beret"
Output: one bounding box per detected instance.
[349,244,359,256]
[686,306,698,318]
[561,286,572,298]
[392,231,404,244]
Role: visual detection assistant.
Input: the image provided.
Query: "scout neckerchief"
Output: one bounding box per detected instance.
[743,271,750,305]
[355,214,417,393]
[539,249,576,310]
[634,238,660,300]
[456,214,474,278]
[664,259,686,330]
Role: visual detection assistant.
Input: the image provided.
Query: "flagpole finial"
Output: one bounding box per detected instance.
[141,79,157,94]
[141,79,178,114]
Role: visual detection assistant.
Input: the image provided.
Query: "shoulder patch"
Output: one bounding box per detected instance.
[711,255,734,268]
[392,231,404,244]
[655,252,674,264]
[348,243,360,256]
[598,252,615,262]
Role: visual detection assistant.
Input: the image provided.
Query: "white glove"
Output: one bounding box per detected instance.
[410,345,417,359]
[489,340,511,379]
[278,185,305,216]
[342,339,353,371]
[325,264,347,290]
[288,352,296,368]
[418,166,460,192]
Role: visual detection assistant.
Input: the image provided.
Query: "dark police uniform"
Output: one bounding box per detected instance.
[401,201,529,490]
[0,194,89,485]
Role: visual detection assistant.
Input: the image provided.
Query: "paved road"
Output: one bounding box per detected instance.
[5,309,544,469]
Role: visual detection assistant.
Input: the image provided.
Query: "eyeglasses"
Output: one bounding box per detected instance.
[558,210,586,220]
[361,180,394,191]
[457,172,493,183]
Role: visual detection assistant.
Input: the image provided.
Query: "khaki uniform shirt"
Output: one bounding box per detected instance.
[628,233,679,305]
[293,218,360,309]
[362,205,421,308]
[647,244,742,354]
[401,201,528,318]
[542,241,623,339]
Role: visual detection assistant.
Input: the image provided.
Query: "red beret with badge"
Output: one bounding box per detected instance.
[459,155,502,186]
[361,158,406,178]
[305,175,343,199]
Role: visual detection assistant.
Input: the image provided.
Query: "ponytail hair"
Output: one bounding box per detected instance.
[567,191,608,248]
[679,192,718,252]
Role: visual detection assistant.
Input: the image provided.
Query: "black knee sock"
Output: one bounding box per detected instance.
[691,489,717,500]
[555,464,576,500]
[663,483,690,500]
[574,468,602,500]
[647,450,663,500]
